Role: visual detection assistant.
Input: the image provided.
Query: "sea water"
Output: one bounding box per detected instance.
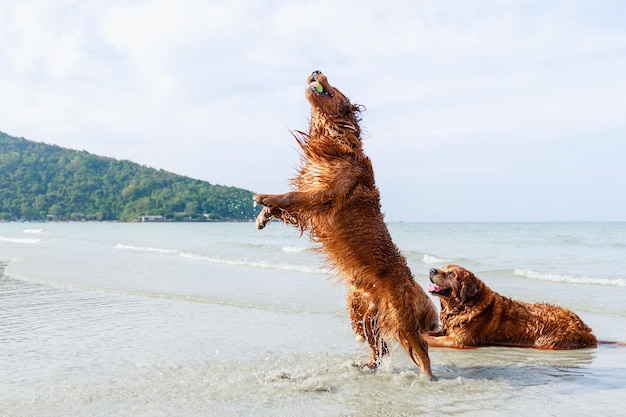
[1,222,625,416]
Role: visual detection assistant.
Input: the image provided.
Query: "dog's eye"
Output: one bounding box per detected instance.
[448,272,456,278]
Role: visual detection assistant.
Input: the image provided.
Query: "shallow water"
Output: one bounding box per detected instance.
[1,222,625,416]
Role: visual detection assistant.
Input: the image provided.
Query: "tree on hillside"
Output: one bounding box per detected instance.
[0,131,260,221]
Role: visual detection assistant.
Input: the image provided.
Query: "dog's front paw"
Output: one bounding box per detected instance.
[253,193,272,207]
[255,207,273,230]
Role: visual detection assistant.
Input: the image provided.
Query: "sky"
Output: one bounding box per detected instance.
[1,0,625,222]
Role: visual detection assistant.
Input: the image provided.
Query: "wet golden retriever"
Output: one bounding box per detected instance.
[423,265,597,349]
[253,71,438,377]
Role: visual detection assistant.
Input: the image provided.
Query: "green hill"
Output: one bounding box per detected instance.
[0,131,260,222]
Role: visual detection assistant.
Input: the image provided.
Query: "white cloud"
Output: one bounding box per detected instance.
[46,32,80,77]
[0,0,625,220]
[6,3,44,74]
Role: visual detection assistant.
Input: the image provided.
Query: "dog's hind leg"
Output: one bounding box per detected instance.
[348,289,367,340]
[364,316,389,369]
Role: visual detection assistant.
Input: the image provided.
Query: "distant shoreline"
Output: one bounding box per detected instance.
[0,219,256,224]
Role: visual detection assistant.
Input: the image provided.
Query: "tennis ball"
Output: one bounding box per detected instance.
[315,82,324,93]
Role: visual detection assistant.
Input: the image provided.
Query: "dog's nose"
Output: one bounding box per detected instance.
[429,268,438,277]
[311,70,322,78]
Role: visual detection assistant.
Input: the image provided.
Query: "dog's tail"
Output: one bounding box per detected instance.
[398,330,434,380]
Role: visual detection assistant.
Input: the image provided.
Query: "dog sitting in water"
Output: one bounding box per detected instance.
[424,264,597,349]
[254,71,439,377]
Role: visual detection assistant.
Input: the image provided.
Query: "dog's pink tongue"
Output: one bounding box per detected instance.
[428,284,441,293]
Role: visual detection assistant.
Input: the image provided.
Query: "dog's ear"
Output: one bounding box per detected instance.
[459,272,479,302]
[338,98,353,117]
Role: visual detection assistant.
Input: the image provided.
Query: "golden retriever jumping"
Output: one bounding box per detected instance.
[424,264,597,349]
[254,71,438,377]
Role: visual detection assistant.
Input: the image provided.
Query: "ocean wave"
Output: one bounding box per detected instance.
[281,246,309,253]
[115,242,327,274]
[0,236,42,244]
[114,243,179,254]
[514,269,626,287]
[421,254,449,264]
[23,228,45,234]
[179,251,329,274]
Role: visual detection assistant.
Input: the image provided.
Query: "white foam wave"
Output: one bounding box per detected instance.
[114,243,327,274]
[179,251,329,274]
[0,236,42,244]
[421,254,448,264]
[281,246,308,253]
[23,228,45,234]
[114,243,179,254]
[514,269,626,287]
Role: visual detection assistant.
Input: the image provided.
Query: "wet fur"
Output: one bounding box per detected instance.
[424,265,597,349]
[254,71,438,376]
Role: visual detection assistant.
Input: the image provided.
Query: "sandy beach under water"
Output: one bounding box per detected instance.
[1,222,625,416]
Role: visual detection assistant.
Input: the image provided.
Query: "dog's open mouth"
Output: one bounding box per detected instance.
[428,284,452,297]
